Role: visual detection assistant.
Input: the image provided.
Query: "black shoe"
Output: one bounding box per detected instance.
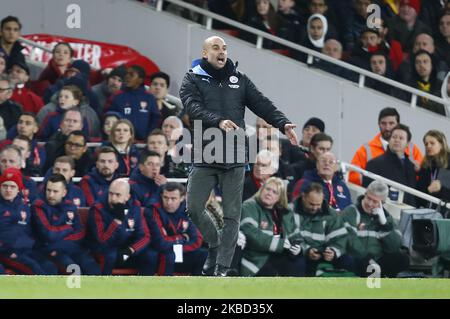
[202,247,218,276]
[214,264,239,277]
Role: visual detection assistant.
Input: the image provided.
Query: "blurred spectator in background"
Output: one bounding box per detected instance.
[149,71,182,122]
[92,65,126,112]
[37,42,74,91]
[0,74,21,131]
[417,130,450,207]
[9,60,44,115]
[0,16,25,71]
[436,11,450,68]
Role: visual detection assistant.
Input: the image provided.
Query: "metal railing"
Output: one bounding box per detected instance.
[152,0,449,114]
[340,161,450,209]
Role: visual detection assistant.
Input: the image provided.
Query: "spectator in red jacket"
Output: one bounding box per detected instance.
[9,60,44,114]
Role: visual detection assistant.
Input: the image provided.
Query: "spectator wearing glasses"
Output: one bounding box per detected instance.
[62,130,94,177]
[0,74,21,130]
[294,152,351,210]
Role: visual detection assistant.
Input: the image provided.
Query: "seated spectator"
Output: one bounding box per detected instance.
[32,174,100,275]
[81,146,119,206]
[240,177,305,276]
[298,14,332,63]
[290,132,333,187]
[0,16,26,71]
[101,111,121,141]
[149,182,207,276]
[208,0,256,29]
[5,112,46,174]
[161,115,183,154]
[348,27,382,70]
[39,84,98,140]
[37,42,74,89]
[277,0,304,45]
[0,55,6,74]
[41,156,86,208]
[87,178,156,275]
[366,52,397,95]
[62,130,94,177]
[293,182,350,276]
[417,130,450,207]
[314,39,356,80]
[0,74,22,131]
[0,145,37,205]
[129,149,166,208]
[397,33,449,84]
[294,152,351,210]
[407,50,446,115]
[0,167,57,275]
[8,60,44,114]
[109,65,160,141]
[44,108,85,173]
[92,65,126,112]
[242,0,296,49]
[103,119,140,177]
[11,135,41,177]
[243,149,278,201]
[41,59,101,116]
[375,17,404,72]
[304,0,338,41]
[149,72,182,122]
[146,129,189,178]
[341,180,409,278]
[349,107,423,185]
[363,124,417,206]
[418,0,447,38]
[387,0,432,53]
[436,12,450,68]
[342,0,374,51]
[298,117,325,151]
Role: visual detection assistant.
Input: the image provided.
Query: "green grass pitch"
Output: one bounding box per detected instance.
[1,276,450,299]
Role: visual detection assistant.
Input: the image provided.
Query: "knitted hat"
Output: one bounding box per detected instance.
[0,167,24,190]
[68,59,91,78]
[303,117,325,132]
[10,59,30,75]
[108,65,127,80]
[400,0,421,15]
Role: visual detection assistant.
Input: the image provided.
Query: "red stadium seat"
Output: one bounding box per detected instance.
[218,29,240,37]
[272,49,290,57]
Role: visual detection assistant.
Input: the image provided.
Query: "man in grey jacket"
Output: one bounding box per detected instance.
[179,35,298,276]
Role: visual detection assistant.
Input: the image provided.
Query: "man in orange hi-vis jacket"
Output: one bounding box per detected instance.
[349,107,423,186]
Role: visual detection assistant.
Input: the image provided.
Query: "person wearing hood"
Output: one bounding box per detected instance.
[363,124,417,206]
[297,14,332,63]
[38,84,100,140]
[442,71,450,112]
[179,35,298,276]
[148,182,207,276]
[92,64,126,113]
[0,16,26,71]
[295,152,352,211]
[41,59,101,116]
[80,146,119,206]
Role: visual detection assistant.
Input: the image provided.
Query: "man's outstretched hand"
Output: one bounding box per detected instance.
[284,123,298,145]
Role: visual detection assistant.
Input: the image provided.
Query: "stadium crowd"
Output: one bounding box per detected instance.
[0,0,450,277]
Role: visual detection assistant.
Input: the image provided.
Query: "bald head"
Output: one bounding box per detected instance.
[322,39,342,60]
[414,33,435,54]
[202,36,228,70]
[108,178,131,206]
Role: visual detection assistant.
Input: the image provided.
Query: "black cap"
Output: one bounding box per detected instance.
[10,59,30,75]
[303,117,325,132]
[108,65,127,80]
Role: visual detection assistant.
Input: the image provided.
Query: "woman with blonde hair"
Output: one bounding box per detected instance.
[102,119,140,177]
[417,130,450,207]
[239,177,305,277]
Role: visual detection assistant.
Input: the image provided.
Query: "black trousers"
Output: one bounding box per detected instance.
[256,254,306,277]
